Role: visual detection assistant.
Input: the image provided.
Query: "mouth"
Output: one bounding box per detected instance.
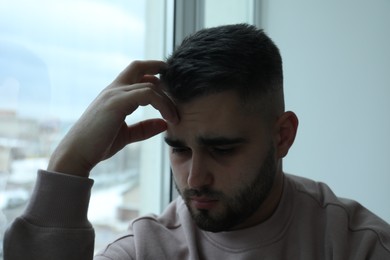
[190,197,219,210]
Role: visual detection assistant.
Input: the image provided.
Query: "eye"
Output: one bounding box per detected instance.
[211,146,236,156]
[171,146,191,155]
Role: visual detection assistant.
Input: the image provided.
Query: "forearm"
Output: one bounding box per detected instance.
[3,60,178,259]
[3,170,95,260]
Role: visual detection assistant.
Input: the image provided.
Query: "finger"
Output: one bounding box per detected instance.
[140,75,160,85]
[130,86,179,124]
[127,119,168,143]
[113,81,171,107]
[114,60,166,85]
[139,76,169,97]
[113,82,179,124]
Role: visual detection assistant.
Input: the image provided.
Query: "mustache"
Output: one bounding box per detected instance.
[183,187,223,199]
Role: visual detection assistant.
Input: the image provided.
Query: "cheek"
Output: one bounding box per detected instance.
[170,158,189,186]
[231,156,265,183]
[224,166,252,186]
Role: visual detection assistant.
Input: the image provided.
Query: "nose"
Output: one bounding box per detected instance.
[187,153,213,189]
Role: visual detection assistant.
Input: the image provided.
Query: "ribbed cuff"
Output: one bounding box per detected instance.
[22,170,94,229]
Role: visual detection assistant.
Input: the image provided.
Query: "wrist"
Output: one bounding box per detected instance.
[47,148,92,178]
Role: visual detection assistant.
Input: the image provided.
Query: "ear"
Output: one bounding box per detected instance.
[273,111,299,158]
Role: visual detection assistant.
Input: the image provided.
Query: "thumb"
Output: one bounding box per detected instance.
[127,118,168,143]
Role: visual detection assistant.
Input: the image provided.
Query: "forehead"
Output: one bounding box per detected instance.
[166,91,266,142]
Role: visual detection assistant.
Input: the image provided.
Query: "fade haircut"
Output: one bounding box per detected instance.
[161,23,284,110]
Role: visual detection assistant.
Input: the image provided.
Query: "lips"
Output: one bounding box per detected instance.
[190,197,218,210]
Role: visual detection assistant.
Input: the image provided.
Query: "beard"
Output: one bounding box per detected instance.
[175,146,277,233]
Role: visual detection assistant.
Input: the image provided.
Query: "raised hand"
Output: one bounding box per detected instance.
[47,60,179,177]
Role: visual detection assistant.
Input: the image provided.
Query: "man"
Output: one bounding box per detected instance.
[4,24,390,259]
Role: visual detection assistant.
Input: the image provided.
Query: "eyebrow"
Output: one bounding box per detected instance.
[164,137,186,147]
[198,136,246,146]
[164,136,246,147]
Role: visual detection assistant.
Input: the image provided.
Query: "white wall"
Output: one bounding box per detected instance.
[259,0,390,222]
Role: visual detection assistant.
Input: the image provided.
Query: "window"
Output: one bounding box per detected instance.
[204,0,256,27]
[0,0,173,255]
[0,0,265,257]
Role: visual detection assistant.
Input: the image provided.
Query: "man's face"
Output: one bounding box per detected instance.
[165,91,280,232]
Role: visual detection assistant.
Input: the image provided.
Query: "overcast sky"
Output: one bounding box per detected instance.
[0,0,146,121]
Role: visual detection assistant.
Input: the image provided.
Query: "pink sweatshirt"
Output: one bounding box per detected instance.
[4,171,390,259]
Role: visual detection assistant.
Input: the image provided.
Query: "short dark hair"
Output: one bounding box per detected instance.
[161,23,283,105]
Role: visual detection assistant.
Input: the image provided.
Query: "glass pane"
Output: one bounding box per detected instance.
[204,0,254,27]
[0,0,170,255]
